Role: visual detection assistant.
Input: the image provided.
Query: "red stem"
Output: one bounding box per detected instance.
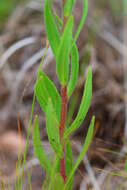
[59,86,67,182]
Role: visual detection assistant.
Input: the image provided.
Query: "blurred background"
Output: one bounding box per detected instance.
[0,0,126,189]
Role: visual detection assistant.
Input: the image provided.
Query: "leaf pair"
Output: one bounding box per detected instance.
[44,0,88,52]
[34,71,63,157]
[33,116,64,189]
[35,72,62,156]
[44,0,74,86]
[44,0,88,88]
[33,115,95,190]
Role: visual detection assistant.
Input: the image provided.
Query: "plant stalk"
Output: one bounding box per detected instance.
[59,86,67,182]
[59,0,68,182]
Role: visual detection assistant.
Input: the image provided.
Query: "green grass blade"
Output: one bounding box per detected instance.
[64,0,76,17]
[74,0,88,42]
[33,115,51,175]
[56,16,74,85]
[64,66,92,139]
[46,99,63,158]
[21,46,48,190]
[64,116,95,190]
[67,43,79,98]
[26,168,32,190]
[44,0,60,57]
[20,93,36,190]
[35,71,61,120]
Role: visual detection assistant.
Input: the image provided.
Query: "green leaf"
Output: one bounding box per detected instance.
[54,12,63,29]
[34,71,61,120]
[56,16,74,85]
[64,0,76,17]
[74,0,88,42]
[67,43,79,98]
[67,93,78,125]
[64,116,95,190]
[66,141,73,177]
[48,157,60,190]
[44,0,60,57]
[46,99,63,158]
[0,0,14,20]
[33,115,51,175]
[125,160,127,172]
[65,141,73,190]
[52,173,64,190]
[64,66,92,139]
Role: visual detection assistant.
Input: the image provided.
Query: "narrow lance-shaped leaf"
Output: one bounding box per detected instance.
[34,71,61,120]
[44,0,60,57]
[74,0,88,42]
[64,116,95,190]
[33,116,51,175]
[67,43,79,98]
[46,99,63,158]
[64,0,76,17]
[64,66,92,139]
[56,16,73,85]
